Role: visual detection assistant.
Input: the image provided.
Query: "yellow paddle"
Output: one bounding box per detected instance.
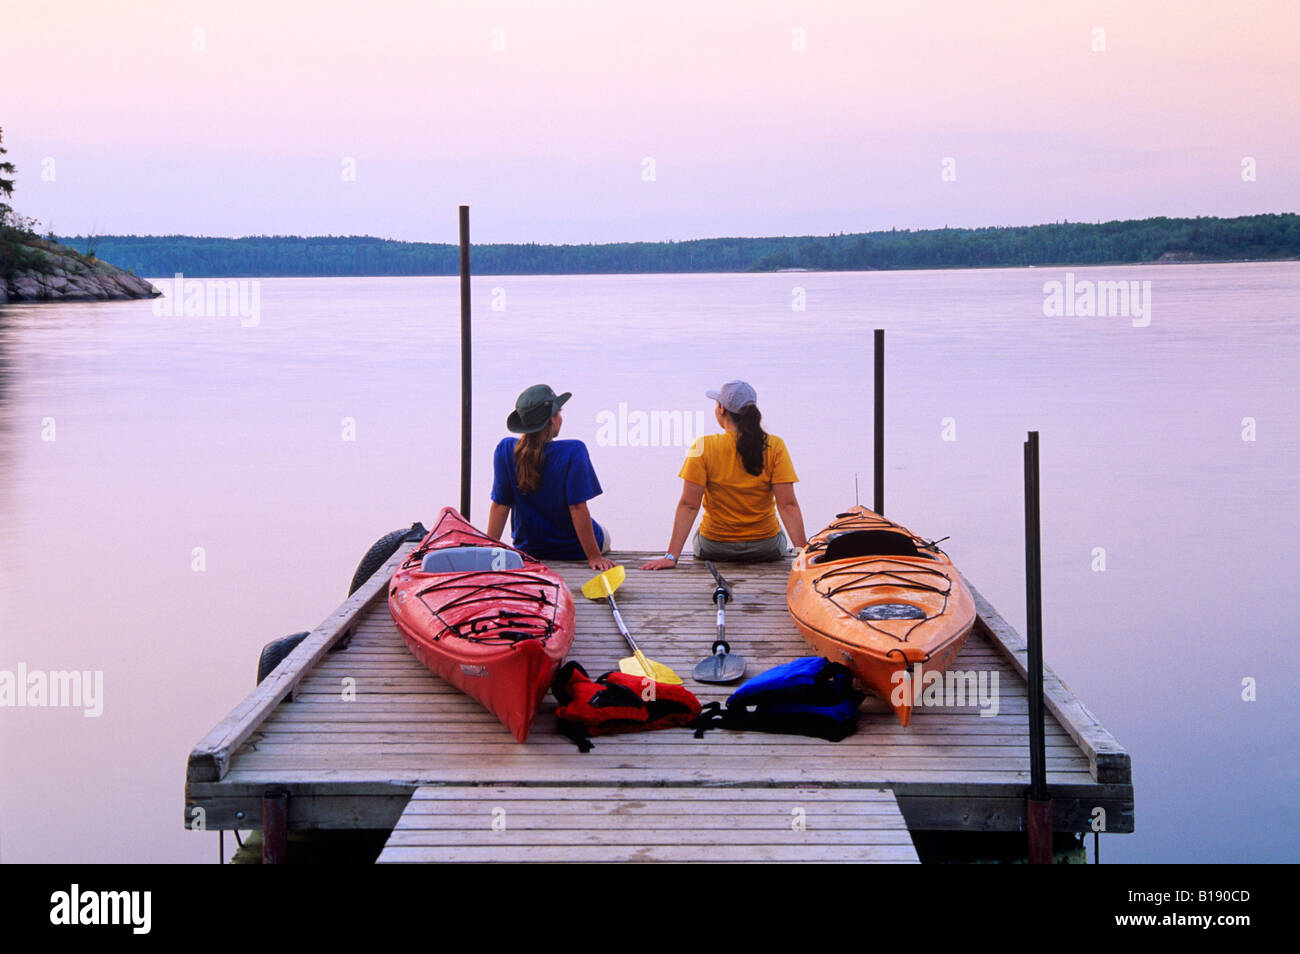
[580,565,683,685]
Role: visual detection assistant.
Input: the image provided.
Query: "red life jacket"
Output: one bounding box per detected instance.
[551,661,702,752]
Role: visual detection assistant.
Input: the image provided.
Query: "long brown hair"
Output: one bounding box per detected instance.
[729,405,767,476]
[513,420,554,495]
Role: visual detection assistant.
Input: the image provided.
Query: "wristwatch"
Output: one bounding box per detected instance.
[663,553,677,562]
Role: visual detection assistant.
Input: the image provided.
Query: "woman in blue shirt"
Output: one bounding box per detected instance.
[486,384,616,571]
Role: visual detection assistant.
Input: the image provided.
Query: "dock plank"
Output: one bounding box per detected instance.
[376,785,919,863]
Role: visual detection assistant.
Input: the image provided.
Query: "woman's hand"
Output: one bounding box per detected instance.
[639,557,677,570]
[589,555,617,572]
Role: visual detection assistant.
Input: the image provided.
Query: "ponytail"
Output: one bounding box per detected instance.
[513,421,553,495]
[731,405,767,476]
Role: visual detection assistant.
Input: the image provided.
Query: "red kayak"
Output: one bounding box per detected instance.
[387,507,575,742]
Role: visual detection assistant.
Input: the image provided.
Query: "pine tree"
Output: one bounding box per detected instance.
[0,126,17,227]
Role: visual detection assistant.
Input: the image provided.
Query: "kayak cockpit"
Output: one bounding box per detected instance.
[812,529,936,564]
[421,545,526,574]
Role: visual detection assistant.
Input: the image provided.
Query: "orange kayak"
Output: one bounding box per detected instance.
[786,507,976,727]
[388,507,575,742]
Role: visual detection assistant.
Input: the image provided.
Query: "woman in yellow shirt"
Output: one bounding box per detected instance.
[640,381,809,570]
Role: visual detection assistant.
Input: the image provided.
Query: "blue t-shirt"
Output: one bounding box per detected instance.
[491,438,606,561]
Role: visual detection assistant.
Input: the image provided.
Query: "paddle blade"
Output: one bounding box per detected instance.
[581,564,626,601]
[618,654,684,686]
[693,651,747,684]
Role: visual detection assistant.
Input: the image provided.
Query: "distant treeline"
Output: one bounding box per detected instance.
[58,213,1300,278]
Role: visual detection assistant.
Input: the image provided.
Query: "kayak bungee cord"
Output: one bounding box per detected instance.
[414,573,562,645]
[886,646,932,667]
[813,558,952,644]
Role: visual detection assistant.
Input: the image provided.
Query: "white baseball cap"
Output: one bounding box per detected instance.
[705,380,757,413]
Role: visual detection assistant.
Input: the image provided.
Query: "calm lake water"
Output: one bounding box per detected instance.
[1,265,1296,863]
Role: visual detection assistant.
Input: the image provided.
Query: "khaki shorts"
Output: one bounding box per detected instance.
[692,529,788,563]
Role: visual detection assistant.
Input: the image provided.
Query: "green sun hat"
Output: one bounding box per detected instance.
[507,384,572,434]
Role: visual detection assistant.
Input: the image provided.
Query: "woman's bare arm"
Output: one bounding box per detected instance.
[486,501,510,541]
[569,501,615,571]
[773,482,808,549]
[641,480,705,569]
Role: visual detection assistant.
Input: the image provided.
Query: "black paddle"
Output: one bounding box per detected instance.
[693,563,746,684]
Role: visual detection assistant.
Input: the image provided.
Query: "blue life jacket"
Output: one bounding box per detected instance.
[692,656,865,742]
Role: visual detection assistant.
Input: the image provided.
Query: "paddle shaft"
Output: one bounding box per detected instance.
[707,561,733,653]
[605,594,648,660]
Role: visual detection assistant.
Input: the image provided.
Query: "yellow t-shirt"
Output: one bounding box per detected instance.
[679,433,798,541]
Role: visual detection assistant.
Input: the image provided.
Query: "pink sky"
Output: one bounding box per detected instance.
[2,0,1297,242]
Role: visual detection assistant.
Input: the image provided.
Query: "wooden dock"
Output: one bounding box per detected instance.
[186,543,1133,862]
[376,786,919,863]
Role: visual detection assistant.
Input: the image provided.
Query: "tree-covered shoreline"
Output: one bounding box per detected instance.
[56,213,1299,279]
[2,127,159,303]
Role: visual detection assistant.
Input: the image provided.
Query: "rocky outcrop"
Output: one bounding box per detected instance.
[2,237,159,303]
